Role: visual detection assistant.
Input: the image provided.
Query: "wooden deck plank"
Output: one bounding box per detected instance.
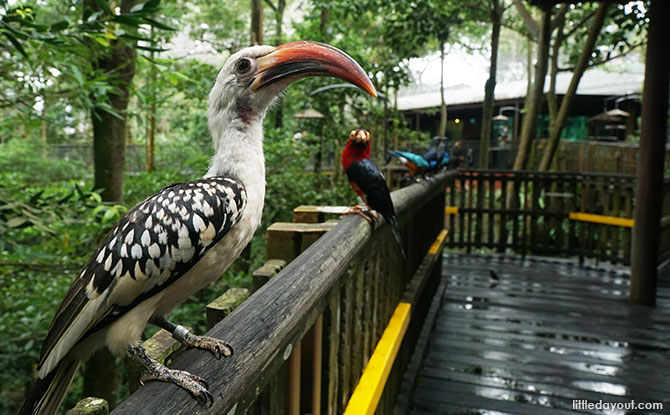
[404,254,670,415]
[419,358,670,402]
[422,352,670,399]
[435,305,670,347]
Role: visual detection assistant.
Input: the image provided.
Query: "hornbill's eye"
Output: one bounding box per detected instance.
[236,58,252,74]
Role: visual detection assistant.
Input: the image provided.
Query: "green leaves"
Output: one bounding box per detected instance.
[93,0,114,16]
[2,30,27,57]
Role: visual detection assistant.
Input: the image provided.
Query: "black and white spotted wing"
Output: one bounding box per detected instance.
[38,176,246,371]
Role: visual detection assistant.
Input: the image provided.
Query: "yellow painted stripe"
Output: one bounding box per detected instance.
[569,212,634,228]
[445,206,459,215]
[428,229,449,255]
[343,302,412,415]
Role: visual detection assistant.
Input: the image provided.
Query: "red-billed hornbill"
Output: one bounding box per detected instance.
[342,128,405,258]
[20,41,376,415]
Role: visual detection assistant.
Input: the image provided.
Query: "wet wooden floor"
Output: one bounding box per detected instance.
[407,254,670,415]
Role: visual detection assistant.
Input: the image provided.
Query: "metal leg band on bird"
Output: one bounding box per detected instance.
[151,316,233,359]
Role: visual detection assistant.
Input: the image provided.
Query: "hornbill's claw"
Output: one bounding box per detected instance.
[185,335,234,359]
[129,343,215,407]
[140,367,214,407]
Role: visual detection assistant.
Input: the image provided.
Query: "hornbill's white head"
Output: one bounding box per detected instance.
[207,41,377,148]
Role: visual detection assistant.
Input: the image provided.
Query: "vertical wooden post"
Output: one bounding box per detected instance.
[326,291,340,415]
[312,315,323,415]
[288,341,302,415]
[630,0,669,306]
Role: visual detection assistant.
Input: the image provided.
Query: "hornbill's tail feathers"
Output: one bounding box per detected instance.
[386,216,406,260]
[19,358,81,415]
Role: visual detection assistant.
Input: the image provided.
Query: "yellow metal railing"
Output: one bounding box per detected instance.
[343,229,448,415]
[569,212,634,228]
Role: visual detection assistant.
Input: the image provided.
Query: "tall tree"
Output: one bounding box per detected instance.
[251,0,263,45]
[478,0,505,169]
[538,2,608,170]
[437,40,447,137]
[85,0,140,203]
[510,1,647,172]
[382,0,463,139]
[265,0,287,128]
[538,1,646,170]
[511,6,552,171]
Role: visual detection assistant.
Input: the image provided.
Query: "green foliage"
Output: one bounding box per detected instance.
[0,139,88,184]
[560,2,648,69]
[0,180,124,413]
[184,0,248,54]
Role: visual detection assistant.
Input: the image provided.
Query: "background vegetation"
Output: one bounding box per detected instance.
[0,0,649,413]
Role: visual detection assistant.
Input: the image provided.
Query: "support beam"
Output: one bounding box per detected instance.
[630,0,670,306]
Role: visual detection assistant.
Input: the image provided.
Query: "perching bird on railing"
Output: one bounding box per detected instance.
[387,149,429,175]
[422,136,449,169]
[342,128,405,259]
[20,41,376,415]
[387,136,450,180]
[448,141,475,169]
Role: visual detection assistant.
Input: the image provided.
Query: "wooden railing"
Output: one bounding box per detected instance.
[110,171,454,415]
[446,170,640,265]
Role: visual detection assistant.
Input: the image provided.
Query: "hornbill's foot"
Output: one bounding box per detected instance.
[178,331,233,359]
[150,316,233,359]
[343,205,374,223]
[128,344,213,406]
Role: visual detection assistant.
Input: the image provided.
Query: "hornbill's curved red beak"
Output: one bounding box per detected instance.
[251,41,378,98]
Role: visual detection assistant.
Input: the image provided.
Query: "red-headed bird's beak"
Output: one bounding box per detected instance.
[251,41,377,98]
[349,128,371,145]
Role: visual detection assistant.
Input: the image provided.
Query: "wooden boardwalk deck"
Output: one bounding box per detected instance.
[406,254,670,415]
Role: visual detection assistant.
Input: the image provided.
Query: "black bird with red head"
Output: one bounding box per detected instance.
[342,128,405,258]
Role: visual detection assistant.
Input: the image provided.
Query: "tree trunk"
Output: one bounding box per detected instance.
[272,0,285,129]
[512,9,551,171]
[437,41,447,137]
[274,0,284,45]
[91,42,136,203]
[539,2,609,171]
[479,0,502,169]
[147,26,156,173]
[84,0,139,402]
[251,0,263,45]
[88,0,138,204]
[41,97,48,159]
[147,100,156,173]
[545,9,566,126]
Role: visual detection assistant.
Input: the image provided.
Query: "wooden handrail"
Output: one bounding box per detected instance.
[111,171,455,415]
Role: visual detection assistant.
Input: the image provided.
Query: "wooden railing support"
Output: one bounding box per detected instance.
[206,288,250,330]
[266,222,336,262]
[312,315,323,415]
[66,397,109,415]
[287,341,302,415]
[252,259,287,292]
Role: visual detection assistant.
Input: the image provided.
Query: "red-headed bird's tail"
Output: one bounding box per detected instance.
[19,357,81,415]
[385,215,406,260]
